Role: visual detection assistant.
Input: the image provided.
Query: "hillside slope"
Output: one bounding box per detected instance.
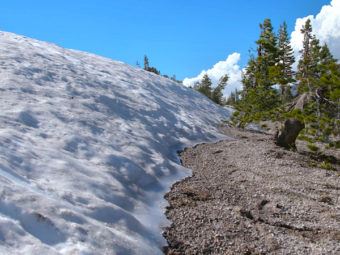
[0,32,231,254]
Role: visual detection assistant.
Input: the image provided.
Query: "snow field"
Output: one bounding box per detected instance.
[0,32,231,254]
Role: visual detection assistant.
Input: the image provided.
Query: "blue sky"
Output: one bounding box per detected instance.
[0,0,331,80]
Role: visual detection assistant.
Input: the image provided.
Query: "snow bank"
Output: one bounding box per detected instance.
[0,32,231,254]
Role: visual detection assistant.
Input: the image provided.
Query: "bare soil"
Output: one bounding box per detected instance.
[163,127,340,255]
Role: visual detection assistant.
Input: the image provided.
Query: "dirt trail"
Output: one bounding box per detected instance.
[163,127,340,255]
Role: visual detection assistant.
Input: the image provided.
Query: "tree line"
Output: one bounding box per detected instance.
[231,18,339,150]
[193,74,228,105]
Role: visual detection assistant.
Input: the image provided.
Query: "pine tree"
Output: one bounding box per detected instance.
[144,55,149,70]
[319,44,336,67]
[235,19,281,125]
[318,44,340,136]
[196,74,212,99]
[242,56,258,90]
[257,18,278,87]
[295,21,339,140]
[277,22,295,102]
[257,19,278,66]
[147,67,161,75]
[232,17,339,148]
[212,74,228,105]
[296,19,319,93]
[242,19,279,89]
[143,55,160,75]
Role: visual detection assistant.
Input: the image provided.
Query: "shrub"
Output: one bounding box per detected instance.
[307,143,319,153]
[319,161,335,171]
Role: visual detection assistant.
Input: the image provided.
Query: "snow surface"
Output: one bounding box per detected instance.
[0,31,231,254]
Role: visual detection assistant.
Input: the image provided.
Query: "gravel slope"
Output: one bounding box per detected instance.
[164,127,340,255]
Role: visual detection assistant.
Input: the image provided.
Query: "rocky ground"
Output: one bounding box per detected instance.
[163,127,340,254]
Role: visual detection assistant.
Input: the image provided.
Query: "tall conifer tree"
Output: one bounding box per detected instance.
[144,55,150,71]
[296,19,319,93]
[277,22,295,101]
[238,18,280,120]
[257,18,278,87]
[242,57,258,90]
[196,74,213,99]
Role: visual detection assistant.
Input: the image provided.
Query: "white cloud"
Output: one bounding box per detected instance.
[291,0,340,61]
[183,52,243,97]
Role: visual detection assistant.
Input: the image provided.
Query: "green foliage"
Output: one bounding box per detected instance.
[297,133,315,143]
[257,19,278,67]
[233,84,281,126]
[212,75,228,105]
[144,55,149,70]
[328,140,340,149]
[296,19,315,93]
[242,19,278,90]
[242,57,258,89]
[307,143,319,153]
[234,19,284,125]
[319,161,335,171]
[239,86,280,113]
[276,22,295,102]
[195,74,228,106]
[146,67,160,75]
[196,74,213,99]
[233,18,339,153]
[143,55,161,75]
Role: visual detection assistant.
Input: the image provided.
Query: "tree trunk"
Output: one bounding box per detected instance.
[275,119,305,149]
[275,92,310,149]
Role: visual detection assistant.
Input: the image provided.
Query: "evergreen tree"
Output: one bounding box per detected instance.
[147,67,161,75]
[296,19,319,93]
[143,55,160,75]
[212,74,228,105]
[242,56,258,90]
[257,19,278,66]
[242,19,279,90]
[238,19,280,120]
[257,18,278,87]
[232,17,339,149]
[319,44,339,97]
[319,44,336,67]
[196,74,212,99]
[144,55,149,70]
[295,20,339,140]
[317,44,340,135]
[234,19,282,125]
[277,22,295,102]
